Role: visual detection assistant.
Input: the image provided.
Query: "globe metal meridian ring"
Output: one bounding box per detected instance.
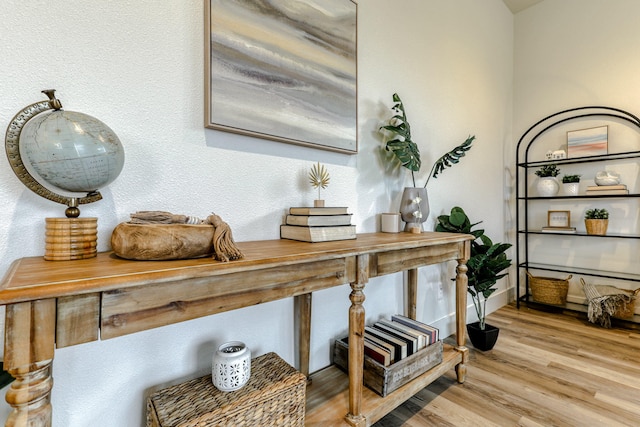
[4,90,104,217]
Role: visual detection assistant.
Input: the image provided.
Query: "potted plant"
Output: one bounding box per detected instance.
[436,206,512,351]
[535,164,561,196]
[561,174,581,196]
[584,208,609,235]
[379,93,475,231]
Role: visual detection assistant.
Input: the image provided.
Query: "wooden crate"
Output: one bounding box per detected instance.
[333,338,443,397]
[146,352,306,427]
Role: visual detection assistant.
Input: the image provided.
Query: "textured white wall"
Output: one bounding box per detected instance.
[0,1,512,425]
[513,0,640,300]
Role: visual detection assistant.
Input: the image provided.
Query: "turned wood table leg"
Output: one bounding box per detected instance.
[296,293,312,381]
[4,300,56,427]
[345,254,368,427]
[455,257,469,384]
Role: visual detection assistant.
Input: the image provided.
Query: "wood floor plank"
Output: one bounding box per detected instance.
[373,304,640,427]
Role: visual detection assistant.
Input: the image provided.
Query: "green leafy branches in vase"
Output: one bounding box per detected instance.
[379,93,475,188]
[309,162,330,207]
[379,93,475,232]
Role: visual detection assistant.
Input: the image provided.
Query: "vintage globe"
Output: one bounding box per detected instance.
[19,110,124,194]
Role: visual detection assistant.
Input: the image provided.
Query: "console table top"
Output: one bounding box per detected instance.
[0,232,472,305]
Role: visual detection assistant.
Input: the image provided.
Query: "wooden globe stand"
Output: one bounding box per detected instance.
[44,202,98,261]
[44,217,98,261]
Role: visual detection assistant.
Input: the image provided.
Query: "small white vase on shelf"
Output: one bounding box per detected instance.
[536,177,559,197]
[563,182,579,196]
[212,341,251,392]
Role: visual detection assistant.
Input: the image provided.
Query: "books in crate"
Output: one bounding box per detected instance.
[333,315,443,397]
[280,207,355,242]
[339,315,440,367]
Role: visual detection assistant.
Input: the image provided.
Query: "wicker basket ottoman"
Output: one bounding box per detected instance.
[146,352,306,427]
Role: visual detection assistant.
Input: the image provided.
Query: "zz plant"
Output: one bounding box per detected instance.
[436,207,512,330]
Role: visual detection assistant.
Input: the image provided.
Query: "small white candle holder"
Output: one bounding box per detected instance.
[212,341,251,392]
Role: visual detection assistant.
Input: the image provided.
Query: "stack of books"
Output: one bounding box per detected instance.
[280,206,355,242]
[361,314,439,366]
[585,184,628,196]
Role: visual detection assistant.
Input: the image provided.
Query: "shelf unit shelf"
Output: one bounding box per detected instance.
[519,230,640,239]
[520,262,640,283]
[519,194,640,200]
[516,106,640,315]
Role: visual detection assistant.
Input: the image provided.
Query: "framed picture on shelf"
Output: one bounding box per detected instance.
[547,210,571,228]
[204,0,358,153]
[567,125,608,158]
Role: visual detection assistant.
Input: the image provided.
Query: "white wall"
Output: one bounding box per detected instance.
[513,0,640,302]
[0,1,512,425]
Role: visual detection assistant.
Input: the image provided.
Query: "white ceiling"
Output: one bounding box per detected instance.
[502,0,544,14]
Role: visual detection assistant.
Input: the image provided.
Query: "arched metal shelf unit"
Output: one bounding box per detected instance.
[516,106,640,310]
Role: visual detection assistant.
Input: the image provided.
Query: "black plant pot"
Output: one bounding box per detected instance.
[466,322,499,351]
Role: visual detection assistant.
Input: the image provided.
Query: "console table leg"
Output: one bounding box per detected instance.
[407,268,418,319]
[455,259,469,384]
[3,300,56,427]
[296,293,312,381]
[345,254,367,427]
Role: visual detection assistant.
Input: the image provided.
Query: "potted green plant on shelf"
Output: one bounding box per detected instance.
[584,208,609,235]
[535,164,561,197]
[436,207,512,351]
[561,174,581,196]
[379,93,475,232]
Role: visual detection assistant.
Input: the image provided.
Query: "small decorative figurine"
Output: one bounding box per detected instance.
[309,162,330,207]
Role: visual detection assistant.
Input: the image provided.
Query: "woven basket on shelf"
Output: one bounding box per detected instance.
[612,288,639,318]
[580,278,639,319]
[527,271,571,305]
[146,352,306,427]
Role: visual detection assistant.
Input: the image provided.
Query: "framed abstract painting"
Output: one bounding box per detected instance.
[567,125,608,158]
[205,0,358,153]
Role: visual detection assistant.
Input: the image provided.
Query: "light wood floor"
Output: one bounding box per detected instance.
[373,304,640,427]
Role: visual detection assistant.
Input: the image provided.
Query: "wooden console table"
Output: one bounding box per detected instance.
[0,232,471,426]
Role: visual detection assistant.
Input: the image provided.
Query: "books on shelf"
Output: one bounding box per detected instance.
[288,206,349,215]
[585,189,629,195]
[285,214,352,226]
[586,184,627,191]
[281,206,354,242]
[541,226,576,233]
[585,184,629,195]
[280,224,356,242]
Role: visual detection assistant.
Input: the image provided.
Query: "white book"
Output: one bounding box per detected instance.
[285,214,352,226]
[280,225,356,242]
